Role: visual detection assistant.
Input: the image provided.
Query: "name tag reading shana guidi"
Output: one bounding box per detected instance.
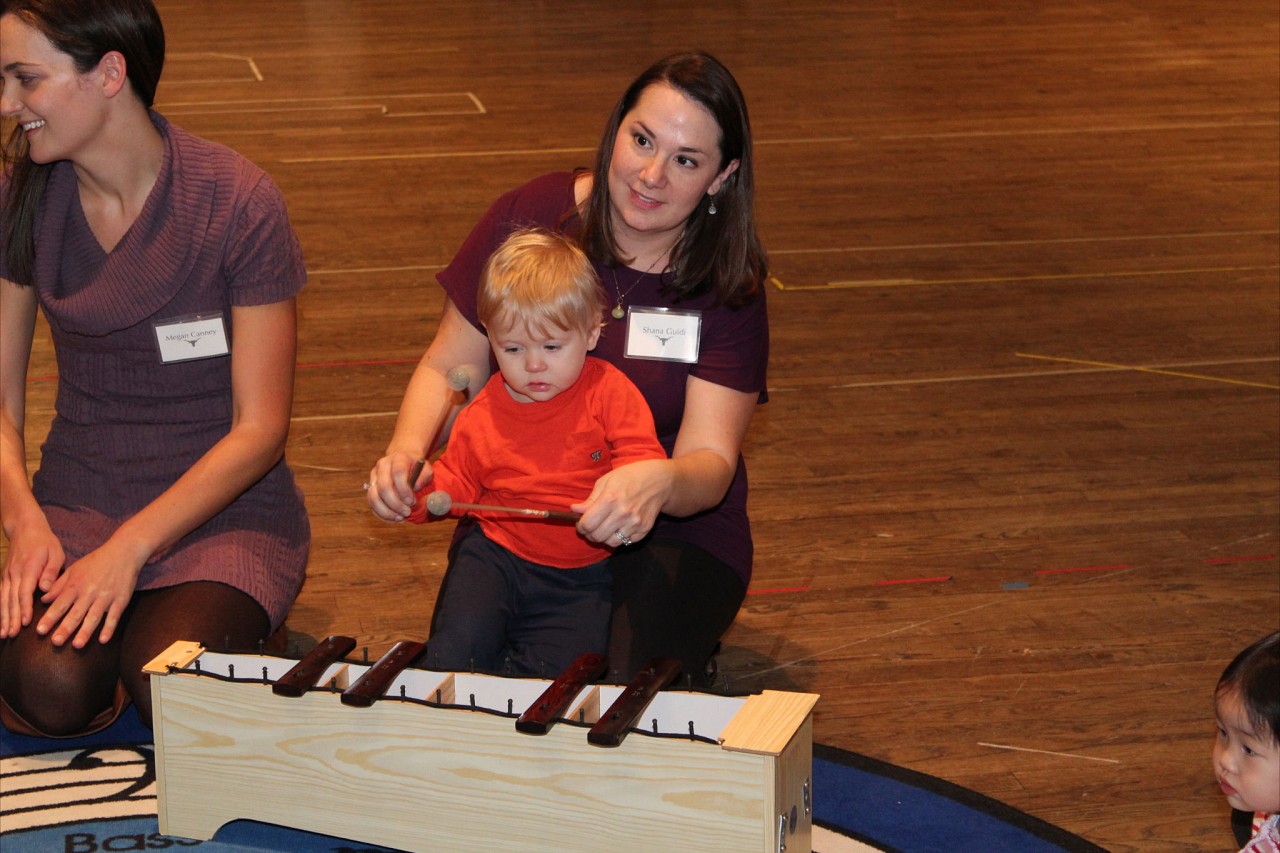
[622,307,701,363]
[154,314,230,363]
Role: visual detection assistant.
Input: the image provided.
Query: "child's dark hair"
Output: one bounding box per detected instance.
[1216,631,1280,744]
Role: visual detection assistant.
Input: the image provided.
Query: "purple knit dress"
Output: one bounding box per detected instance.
[0,114,309,629]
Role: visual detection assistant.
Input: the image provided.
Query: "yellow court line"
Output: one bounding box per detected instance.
[977,742,1120,765]
[280,145,595,164]
[273,120,1279,164]
[307,264,445,276]
[165,52,263,81]
[776,265,1279,291]
[799,358,1276,391]
[293,411,400,423]
[164,93,477,107]
[882,118,1278,140]
[770,229,1279,256]
[1016,353,1280,390]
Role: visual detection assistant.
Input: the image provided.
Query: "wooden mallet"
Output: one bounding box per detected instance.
[425,490,581,522]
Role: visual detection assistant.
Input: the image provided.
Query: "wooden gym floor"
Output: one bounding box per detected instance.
[6,2,1278,850]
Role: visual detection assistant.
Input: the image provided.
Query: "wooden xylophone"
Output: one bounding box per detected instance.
[145,639,819,853]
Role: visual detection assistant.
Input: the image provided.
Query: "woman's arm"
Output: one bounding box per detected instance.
[665,375,757,512]
[0,277,66,637]
[367,297,491,522]
[36,299,299,648]
[573,375,757,544]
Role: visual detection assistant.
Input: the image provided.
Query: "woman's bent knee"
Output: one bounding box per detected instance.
[0,632,121,736]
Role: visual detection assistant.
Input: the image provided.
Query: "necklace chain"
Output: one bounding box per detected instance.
[609,245,675,321]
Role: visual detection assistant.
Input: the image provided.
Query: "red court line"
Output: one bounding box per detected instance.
[876,576,952,586]
[1035,564,1132,575]
[747,586,810,596]
[1205,554,1277,564]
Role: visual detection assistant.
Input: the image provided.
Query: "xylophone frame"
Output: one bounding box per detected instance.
[145,641,819,853]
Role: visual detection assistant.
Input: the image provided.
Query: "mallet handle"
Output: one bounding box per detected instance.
[451,501,581,522]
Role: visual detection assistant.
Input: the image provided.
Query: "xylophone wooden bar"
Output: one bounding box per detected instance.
[515,652,608,735]
[339,640,426,707]
[588,656,682,747]
[271,635,356,697]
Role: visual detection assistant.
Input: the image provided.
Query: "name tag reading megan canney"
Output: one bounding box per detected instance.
[622,307,701,363]
[153,313,230,364]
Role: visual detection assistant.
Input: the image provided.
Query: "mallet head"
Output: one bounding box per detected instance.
[426,490,453,516]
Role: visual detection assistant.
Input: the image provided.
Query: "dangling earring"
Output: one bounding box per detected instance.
[708,194,718,215]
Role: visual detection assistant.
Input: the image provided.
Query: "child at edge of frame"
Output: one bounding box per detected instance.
[1213,630,1280,853]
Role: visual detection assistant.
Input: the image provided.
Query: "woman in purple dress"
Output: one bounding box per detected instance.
[0,0,309,733]
[367,52,768,684]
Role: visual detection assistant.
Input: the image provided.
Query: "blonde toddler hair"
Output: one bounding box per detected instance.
[478,228,606,337]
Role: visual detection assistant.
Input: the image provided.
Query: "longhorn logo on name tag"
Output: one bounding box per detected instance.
[621,307,701,363]
[153,314,229,363]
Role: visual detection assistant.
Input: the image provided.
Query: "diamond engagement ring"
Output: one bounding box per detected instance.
[615,530,632,546]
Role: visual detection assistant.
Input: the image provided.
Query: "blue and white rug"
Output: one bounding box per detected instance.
[1,708,1106,852]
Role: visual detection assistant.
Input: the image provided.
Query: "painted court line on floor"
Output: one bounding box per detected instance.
[978,742,1121,765]
[776,264,1279,291]
[1017,352,1280,390]
[767,228,1279,257]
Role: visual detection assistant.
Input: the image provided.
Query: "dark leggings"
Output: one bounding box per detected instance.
[0,581,269,734]
[427,526,612,677]
[606,538,746,685]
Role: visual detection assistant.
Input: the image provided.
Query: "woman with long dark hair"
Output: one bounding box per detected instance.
[0,0,310,733]
[368,52,768,684]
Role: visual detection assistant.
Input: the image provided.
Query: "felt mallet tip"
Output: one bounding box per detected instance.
[426,490,453,516]
[445,366,471,392]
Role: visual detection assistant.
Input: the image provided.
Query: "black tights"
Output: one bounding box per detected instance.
[0,581,269,734]
[607,539,745,685]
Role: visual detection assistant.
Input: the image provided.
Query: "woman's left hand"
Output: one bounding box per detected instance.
[572,458,671,548]
[36,540,144,648]
[572,377,759,548]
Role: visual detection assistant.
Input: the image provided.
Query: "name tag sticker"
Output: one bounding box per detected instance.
[622,307,702,363]
[154,314,230,363]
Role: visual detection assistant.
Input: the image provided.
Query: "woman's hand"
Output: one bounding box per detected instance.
[573,458,671,547]
[367,452,430,522]
[0,514,65,638]
[369,298,489,522]
[36,538,144,648]
[0,276,49,638]
[573,376,758,547]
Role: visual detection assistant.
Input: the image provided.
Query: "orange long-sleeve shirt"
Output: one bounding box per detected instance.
[410,358,665,567]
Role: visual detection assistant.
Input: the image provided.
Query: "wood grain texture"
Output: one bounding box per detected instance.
[3,1,1277,850]
[149,648,813,853]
